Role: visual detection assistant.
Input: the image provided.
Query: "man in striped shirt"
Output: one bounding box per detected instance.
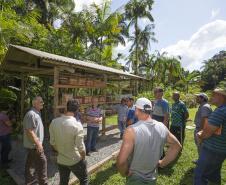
[86,98,102,156]
[194,87,226,185]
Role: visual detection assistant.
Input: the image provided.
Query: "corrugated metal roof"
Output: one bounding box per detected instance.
[1,45,147,81]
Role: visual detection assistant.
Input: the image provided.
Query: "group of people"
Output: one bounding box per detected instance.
[0,86,226,185]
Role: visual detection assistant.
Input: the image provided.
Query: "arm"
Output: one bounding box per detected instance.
[4,118,15,127]
[86,116,102,122]
[163,113,169,127]
[124,119,134,125]
[26,128,43,154]
[184,112,189,121]
[117,126,135,177]
[76,126,86,161]
[196,124,218,145]
[198,116,208,131]
[158,129,182,167]
[79,150,86,161]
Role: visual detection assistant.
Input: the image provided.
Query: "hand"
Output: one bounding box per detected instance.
[158,160,164,168]
[36,143,43,154]
[196,131,203,145]
[124,117,127,122]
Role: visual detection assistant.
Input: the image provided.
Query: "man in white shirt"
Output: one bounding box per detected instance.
[49,98,88,185]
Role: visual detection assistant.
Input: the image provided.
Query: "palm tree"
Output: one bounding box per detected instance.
[123,0,154,95]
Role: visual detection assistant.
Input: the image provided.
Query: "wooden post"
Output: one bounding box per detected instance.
[21,75,25,127]
[54,67,59,118]
[130,81,132,95]
[100,74,107,141]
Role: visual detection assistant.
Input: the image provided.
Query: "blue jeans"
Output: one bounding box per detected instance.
[0,133,12,164]
[193,147,226,185]
[194,128,203,156]
[118,120,125,137]
[58,160,88,185]
[86,126,99,153]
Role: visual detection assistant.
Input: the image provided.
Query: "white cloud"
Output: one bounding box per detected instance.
[53,19,62,29]
[74,0,109,12]
[160,20,226,71]
[115,39,132,52]
[211,9,220,20]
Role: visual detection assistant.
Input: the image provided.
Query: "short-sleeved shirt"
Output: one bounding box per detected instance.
[49,115,85,165]
[126,106,138,128]
[74,112,82,124]
[152,98,170,123]
[110,104,128,121]
[194,102,212,127]
[23,108,44,149]
[0,112,12,136]
[203,103,226,154]
[171,100,188,127]
[86,106,102,127]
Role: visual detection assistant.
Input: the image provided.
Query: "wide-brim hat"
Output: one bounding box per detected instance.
[208,87,226,96]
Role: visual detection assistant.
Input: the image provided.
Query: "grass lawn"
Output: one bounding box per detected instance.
[86,107,226,185]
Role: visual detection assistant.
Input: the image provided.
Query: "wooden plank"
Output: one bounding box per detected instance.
[24,69,54,76]
[20,76,25,124]
[6,168,25,185]
[55,84,132,90]
[54,67,59,119]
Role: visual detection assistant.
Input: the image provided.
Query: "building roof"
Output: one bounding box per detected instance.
[0,45,147,81]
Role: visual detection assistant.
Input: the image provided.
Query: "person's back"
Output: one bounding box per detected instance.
[129,120,167,180]
[50,115,84,165]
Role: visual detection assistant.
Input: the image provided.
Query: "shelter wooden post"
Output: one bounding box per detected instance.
[20,75,25,126]
[54,67,59,118]
[130,81,133,95]
[99,74,107,141]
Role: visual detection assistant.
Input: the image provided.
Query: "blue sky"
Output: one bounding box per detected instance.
[58,0,226,72]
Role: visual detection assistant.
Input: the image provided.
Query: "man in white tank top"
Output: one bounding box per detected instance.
[117,98,182,185]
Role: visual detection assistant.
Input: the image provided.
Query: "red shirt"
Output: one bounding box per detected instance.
[0,112,12,136]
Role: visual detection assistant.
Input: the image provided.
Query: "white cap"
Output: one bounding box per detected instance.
[135,98,152,110]
[194,93,208,100]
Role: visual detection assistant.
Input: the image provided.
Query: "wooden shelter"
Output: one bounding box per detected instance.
[1,45,148,137]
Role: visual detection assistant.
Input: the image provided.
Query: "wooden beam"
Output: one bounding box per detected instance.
[55,84,132,90]
[21,76,25,124]
[24,69,54,76]
[59,66,75,73]
[54,67,59,119]
[102,74,107,135]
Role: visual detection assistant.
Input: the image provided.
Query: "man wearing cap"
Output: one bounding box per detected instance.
[194,93,212,161]
[170,92,189,147]
[109,98,128,139]
[194,87,226,185]
[117,98,182,185]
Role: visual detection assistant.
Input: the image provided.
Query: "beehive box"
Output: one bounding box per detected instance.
[83,96,93,104]
[98,95,105,102]
[77,78,86,86]
[62,94,73,105]
[69,77,78,85]
[59,76,69,85]
[86,79,94,86]
[93,80,101,86]
[74,96,83,104]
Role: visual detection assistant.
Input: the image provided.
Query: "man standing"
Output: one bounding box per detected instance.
[0,105,15,169]
[194,93,212,161]
[124,98,138,128]
[170,92,189,147]
[109,98,128,139]
[117,98,182,184]
[194,87,226,185]
[50,99,88,185]
[152,87,170,127]
[23,97,48,185]
[86,98,102,156]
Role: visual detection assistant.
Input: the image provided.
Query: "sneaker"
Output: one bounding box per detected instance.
[91,149,98,152]
[86,153,91,156]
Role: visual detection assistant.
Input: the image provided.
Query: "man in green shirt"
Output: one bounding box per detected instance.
[170,92,189,147]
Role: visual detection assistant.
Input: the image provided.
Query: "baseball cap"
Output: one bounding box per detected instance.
[135,98,152,110]
[194,93,208,100]
[208,87,226,96]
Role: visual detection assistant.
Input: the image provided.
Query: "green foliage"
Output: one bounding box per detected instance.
[0,89,17,107]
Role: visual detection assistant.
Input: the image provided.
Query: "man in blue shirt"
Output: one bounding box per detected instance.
[194,87,226,185]
[124,98,138,128]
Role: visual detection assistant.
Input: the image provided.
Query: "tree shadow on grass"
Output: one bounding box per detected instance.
[179,167,195,185]
[89,165,119,185]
